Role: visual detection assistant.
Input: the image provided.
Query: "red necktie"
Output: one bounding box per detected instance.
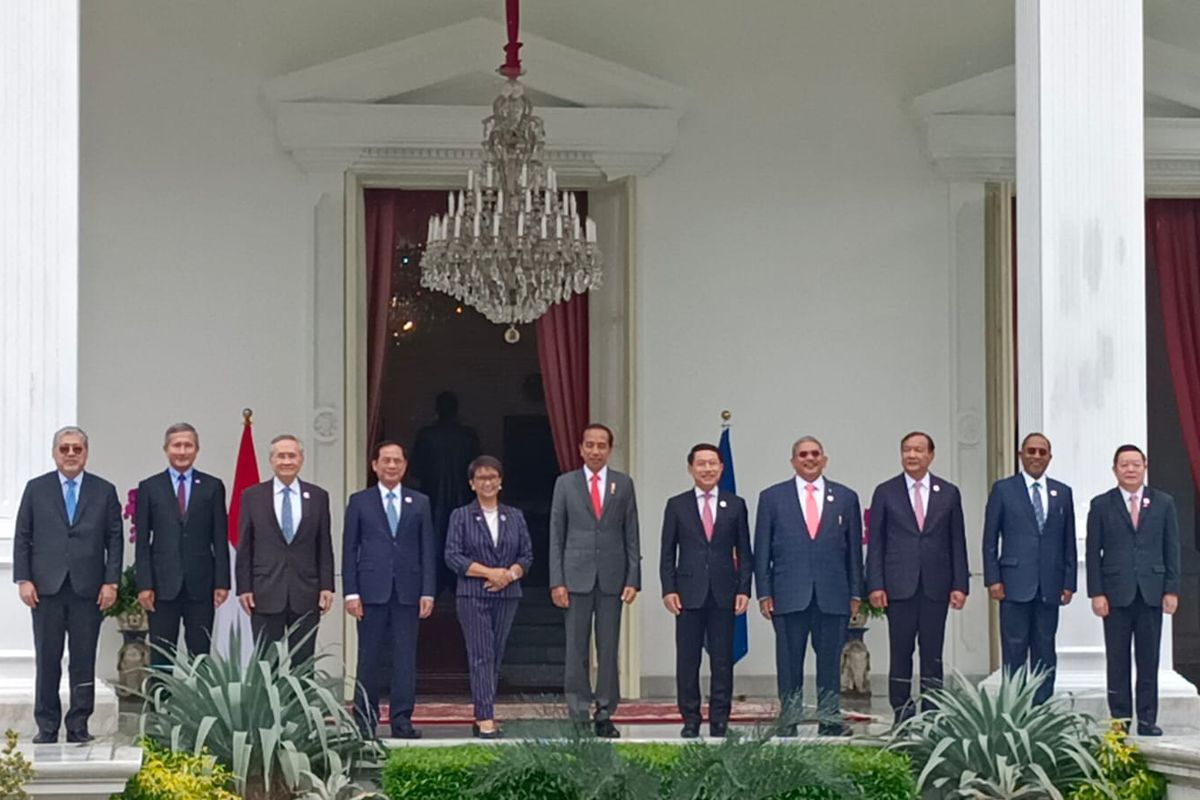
[804,483,820,539]
[590,473,602,520]
[177,474,187,517]
[701,492,715,541]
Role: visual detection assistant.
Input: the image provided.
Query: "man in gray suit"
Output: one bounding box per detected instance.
[549,423,641,737]
[13,426,123,743]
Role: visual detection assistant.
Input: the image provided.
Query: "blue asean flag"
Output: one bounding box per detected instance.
[719,427,749,664]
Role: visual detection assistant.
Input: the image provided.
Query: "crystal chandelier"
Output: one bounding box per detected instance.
[421,0,602,342]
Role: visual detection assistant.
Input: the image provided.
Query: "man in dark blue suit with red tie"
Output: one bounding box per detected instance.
[866,431,968,724]
[1087,444,1181,736]
[982,433,1076,704]
[343,441,436,739]
[754,436,862,736]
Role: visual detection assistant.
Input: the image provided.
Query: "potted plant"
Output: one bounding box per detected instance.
[842,507,883,700]
[108,489,149,697]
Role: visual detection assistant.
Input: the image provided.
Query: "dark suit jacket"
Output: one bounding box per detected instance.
[134,469,229,601]
[866,473,969,602]
[13,471,123,597]
[549,468,641,594]
[659,489,752,609]
[445,501,534,599]
[235,479,334,615]
[342,484,436,605]
[754,478,862,615]
[1086,486,1181,608]
[981,473,1076,604]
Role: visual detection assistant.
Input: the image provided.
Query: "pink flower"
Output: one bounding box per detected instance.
[123,488,138,543]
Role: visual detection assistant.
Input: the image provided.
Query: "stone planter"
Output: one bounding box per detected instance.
[114,608,149,699]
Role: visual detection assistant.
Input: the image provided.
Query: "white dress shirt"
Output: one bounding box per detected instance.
[694,485,718,523]
[482,507,500,546]
[1122,486,1144,519]
[584,466,609,510]
[795,475,826,519]
[273,476,303,529]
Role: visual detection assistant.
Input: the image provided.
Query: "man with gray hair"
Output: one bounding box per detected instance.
[236,434,334,664]
[13,426,123,743]
[135,423,229,670]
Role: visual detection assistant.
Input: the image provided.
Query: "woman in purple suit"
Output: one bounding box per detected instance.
[444,455,533,738]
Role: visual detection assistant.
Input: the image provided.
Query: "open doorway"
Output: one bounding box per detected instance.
[365,188,588,697]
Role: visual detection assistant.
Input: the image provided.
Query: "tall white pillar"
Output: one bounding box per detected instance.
[0,0,79,684]
[1014,0,1195,717]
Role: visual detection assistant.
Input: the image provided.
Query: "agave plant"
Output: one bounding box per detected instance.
[886,666,1114,800]
[137,622,384,800]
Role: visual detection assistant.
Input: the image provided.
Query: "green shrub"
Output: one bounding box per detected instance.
[0,730,34,800]
[380,740,915,800]
[1068,724,1166,800]
[114,739,238,800]
[887,667,1109,799]
[137,623,383,800]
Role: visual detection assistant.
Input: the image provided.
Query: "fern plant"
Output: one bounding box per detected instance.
[886,666,1112,799]
[136,623,383,800]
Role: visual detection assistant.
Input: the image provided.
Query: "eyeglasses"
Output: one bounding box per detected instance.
[57,445,85,454]
[794,450,822,458]
[472,474,501,484]
[1023,447,1049,456]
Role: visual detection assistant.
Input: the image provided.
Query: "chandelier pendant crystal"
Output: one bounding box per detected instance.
[420,2,602,339]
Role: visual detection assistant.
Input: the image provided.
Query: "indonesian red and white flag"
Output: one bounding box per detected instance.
[212,414,259,661]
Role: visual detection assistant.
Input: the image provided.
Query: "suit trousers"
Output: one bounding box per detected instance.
[772,595,848,721]
[31,575,102,736]
[675,591,735,726]
[353,593,419,734]
[999,597,1060,704]
[148,596,215,668]
[1102,590,1163,725]
[886,578,949,713]
[251,607,319,666]
[564,587,623,722]
[457,596,519,721]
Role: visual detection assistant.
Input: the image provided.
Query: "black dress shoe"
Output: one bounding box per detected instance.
[32,731,57,744]
[66,731,93,744]
[680,722,700,739]
[472,723,501,740]
[391,727,422,740]
[818,722,851,737]
[1137,723,1164,737]
[594,719,621,738]
[709,723,728,738]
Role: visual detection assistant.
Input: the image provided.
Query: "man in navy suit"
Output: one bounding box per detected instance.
[755,436,862,736]
[1087,444,1181,736]
[343,441,436,739]
[982,432,1076,704]
[135,423,230,669]
[866,431,968,724]
[659,443,752,738]
[13,426,123,743]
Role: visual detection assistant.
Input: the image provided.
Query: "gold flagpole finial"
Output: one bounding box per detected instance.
[242,408,253,425]
[721,409,732,423]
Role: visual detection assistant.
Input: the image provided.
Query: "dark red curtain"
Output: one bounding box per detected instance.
[364,190,403,454]
[1149,198,1200,493]
[536,294,589,472]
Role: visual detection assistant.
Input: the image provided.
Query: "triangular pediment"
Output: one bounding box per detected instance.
[912,38,1200,118]
[264,17,688,111]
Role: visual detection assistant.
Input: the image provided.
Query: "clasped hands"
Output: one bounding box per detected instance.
[483,566,518,592]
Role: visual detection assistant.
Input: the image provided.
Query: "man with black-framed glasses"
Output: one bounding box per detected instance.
[13,426,123,744]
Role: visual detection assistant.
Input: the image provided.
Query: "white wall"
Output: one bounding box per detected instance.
[77,1,1016,685]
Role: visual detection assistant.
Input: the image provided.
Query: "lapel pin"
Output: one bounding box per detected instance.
[1143,497,1151,508]
[610,482,616,496]
[827,494,834,503]
[475,515,481,522]
[719,500,727,508]
[838,514,843,525]
[194,478,201,484]
[405,496,412,504]
[932,484,941,493]
[302,491,311,500]
[500,514,507,522]
[1049,489,1058,497]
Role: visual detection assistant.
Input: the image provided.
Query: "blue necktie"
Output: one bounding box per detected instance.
[65,479,77,525]
[281,486,295,543]
[1031,482,1045,532]
[386,491,399,537]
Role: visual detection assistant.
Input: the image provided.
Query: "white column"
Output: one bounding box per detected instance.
[0,0,79,687]
[1014,0,1195,715]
